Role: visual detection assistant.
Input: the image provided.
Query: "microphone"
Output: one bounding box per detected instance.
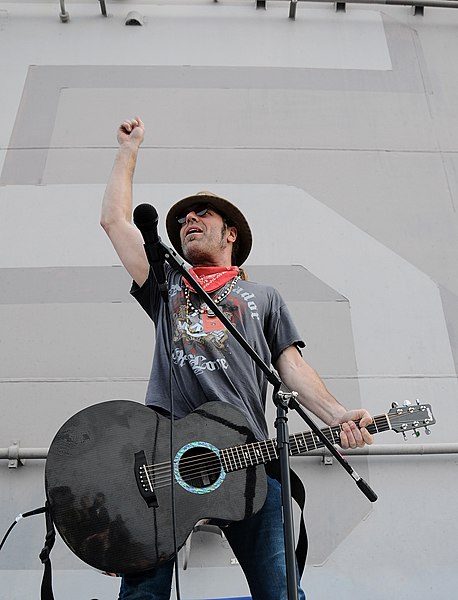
[133,203,168,302]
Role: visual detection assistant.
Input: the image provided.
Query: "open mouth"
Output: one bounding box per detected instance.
[185,227,203,237]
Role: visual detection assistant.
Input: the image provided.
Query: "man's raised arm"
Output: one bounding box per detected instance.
[100,117,149,287]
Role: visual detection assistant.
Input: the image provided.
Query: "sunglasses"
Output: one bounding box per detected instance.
[177,204,215,225]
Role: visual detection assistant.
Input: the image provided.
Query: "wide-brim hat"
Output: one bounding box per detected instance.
[166,191,252,266]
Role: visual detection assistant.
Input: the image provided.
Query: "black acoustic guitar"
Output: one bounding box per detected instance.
[45,399,435,574]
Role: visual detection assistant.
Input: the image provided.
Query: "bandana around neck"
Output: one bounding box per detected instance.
[183,266,240,293]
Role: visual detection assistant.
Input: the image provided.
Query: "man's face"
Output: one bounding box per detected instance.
[178,204,237,265]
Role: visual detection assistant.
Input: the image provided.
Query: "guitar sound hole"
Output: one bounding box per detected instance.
[178,446,222,489]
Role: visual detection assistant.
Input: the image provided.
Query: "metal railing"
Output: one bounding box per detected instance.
[3,442,458,468]
[57,0,458,23]
[59,0,107,22]
[286,0,458,17]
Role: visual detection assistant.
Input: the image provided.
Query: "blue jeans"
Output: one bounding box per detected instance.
[118,477,306,600]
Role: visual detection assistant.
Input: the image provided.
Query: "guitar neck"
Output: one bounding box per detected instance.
[220,414,390,474]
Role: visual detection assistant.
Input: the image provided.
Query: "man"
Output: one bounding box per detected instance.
[101,117,373,600]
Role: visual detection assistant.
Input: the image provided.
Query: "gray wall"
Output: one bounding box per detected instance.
[1,2,457,599]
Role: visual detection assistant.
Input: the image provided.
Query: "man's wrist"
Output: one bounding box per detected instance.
[329,405,348,425]
[119,139,141,154]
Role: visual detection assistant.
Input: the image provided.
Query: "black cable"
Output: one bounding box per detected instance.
[0,521,16,553]
[0,506,46,552]
[149,266,181,599]
[165,283,182,600]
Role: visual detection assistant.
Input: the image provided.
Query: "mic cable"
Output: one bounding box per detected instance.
[0,506,46,552]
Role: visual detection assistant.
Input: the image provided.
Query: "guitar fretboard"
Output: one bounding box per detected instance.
[220,414,390,474]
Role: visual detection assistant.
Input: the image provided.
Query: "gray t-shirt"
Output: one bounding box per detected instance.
[131,267,305,440]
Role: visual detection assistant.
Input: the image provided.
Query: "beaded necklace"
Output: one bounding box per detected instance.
[184,274,240,320]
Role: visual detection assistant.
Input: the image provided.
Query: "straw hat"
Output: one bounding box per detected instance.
[166,191,252,266]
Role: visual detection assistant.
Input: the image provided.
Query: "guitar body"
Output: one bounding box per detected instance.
[45,400,267,574]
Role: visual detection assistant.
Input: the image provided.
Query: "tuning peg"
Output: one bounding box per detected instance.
[412,429,420,438]
[425,427,431,435]
[391,402,399,408]
[403,400,412,407]
[402,432,407,441]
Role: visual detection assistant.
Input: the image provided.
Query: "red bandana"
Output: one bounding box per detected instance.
[183,266,240,293]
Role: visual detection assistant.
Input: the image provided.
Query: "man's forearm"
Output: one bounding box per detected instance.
[284,362,346,425]
[275,347,347,426]
[101,141,140,229]
[275,346,374,448]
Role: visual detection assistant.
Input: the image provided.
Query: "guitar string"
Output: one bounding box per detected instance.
[143,452,263,486]
[148,445,272,480]
[138,412,428,493]
[144,433,356,487]
[142,413,392,479]
[142,413,391,477]
[141,414,395,488]
[141,421,427,491]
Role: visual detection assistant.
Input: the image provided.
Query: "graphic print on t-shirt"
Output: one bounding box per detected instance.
[173,295,233,351]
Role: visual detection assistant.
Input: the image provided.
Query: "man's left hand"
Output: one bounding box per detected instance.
[334,409,373,449]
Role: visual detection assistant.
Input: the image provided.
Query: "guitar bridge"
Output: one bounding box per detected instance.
[134,451,158,508]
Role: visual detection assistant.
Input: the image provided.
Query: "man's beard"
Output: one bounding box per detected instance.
[182,224,227,265]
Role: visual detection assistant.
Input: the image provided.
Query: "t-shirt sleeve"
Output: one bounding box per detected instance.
[130,265,179,323]
[265,289,305,364]
[130,271,158,320]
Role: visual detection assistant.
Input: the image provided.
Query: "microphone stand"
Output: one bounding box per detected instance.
[146,239,378,600]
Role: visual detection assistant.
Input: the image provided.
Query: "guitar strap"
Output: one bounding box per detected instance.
[39,502,56,600]
[266,462,308,577]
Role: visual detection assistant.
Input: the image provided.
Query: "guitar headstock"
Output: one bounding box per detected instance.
[387,400,436,438]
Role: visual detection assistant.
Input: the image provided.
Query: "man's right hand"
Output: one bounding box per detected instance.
[117,116,145,147]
